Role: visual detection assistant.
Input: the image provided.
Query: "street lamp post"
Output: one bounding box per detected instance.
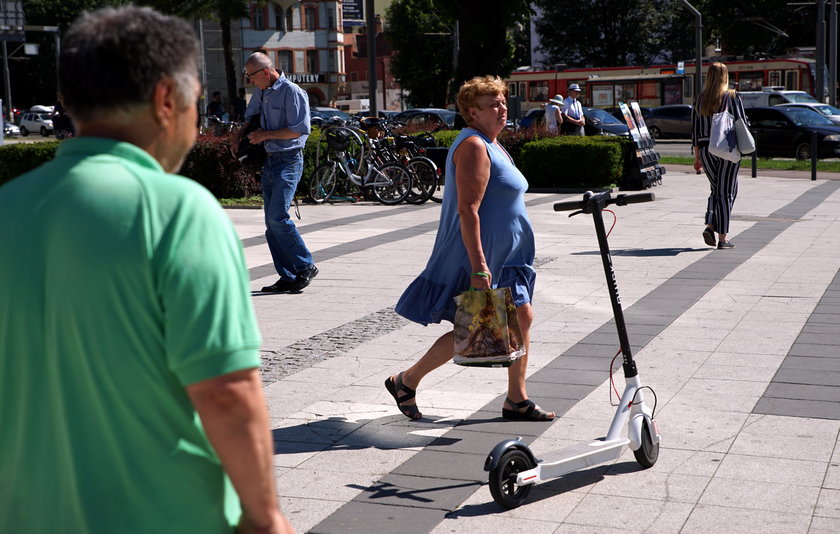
[678,0,703,101]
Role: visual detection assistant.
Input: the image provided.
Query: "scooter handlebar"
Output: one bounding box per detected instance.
[553,191,655,212]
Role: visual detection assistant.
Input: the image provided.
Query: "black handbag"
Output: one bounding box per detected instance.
[235,114,266,167]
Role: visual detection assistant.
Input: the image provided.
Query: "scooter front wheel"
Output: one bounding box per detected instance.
[633,419,659,468]
[489,449,534,509]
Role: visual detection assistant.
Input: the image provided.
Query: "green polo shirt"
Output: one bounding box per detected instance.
[0,138,262,533]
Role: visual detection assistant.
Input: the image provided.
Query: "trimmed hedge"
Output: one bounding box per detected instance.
[0,141,61,186]
[431,128,631,190]
[0,128,633,195]
[519,136,629,189]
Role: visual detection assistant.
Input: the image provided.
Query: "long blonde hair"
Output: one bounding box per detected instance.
[697,62,735,116]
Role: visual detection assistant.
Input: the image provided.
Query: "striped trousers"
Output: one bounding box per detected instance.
[699,146,739,234]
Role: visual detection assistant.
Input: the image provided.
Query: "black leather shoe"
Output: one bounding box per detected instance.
[290,265,319,291]
[261,278,296,292]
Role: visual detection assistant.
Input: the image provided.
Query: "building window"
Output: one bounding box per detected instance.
[769,70,782,88]
[328,7,336,30]
[278,50,293,73]
[254,7,265,30]
[286,7,294,31]
[306,49,318,73]
[350,72,358,82]
[304,6,316,30]
[328,50,336,72]
[275,7,285,31]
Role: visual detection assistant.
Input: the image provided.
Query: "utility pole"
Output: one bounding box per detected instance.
[678,1,703,101]
[365,0,377,116]
[817,0,827,102]
[830,0,837,105]
[1,0,26,122]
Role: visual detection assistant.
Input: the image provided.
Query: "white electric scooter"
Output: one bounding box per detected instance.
[484,190,661,509]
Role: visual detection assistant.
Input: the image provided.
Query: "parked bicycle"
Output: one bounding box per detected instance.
[310,124,413,205]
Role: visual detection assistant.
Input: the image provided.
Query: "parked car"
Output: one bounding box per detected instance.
[3,120,20,137]
[605,106,651,123]
[583,107,630,137]
[745,105,840,160]
[19,111,54,136]
[517,107,544,129]
[516,107,628,137]
[644,104,693,139]
[392,108,461,130]
[777,102,840,125]
[310,106,352,127]
[739,88,818,108]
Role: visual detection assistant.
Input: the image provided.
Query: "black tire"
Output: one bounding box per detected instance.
[40,126,50,136]
[430,171,445,203]
[488,449,534,510]
[309,164,339,203]
[795,142,812,161]
[404,157,437,205]
[370,163,412,205]
[648,125,661,139]
[20,126,28,137]
[633,419,659,468]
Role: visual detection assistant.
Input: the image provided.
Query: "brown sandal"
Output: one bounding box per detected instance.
[385,372,422,420]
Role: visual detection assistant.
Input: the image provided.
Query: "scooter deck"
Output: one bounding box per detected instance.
[521,438,630,484]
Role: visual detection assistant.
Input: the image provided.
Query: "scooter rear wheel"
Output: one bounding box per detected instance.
[489,449,534,509]
[633,419,659,468]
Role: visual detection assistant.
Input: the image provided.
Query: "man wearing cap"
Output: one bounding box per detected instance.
[562,83,586,136]
[545,94,563,134]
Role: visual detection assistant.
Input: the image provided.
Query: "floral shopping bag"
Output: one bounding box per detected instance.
[452,287,526,367]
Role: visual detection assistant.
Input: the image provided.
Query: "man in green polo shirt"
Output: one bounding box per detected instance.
[0,6,293,533]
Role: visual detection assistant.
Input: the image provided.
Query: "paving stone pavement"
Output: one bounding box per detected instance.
[225,166,840,533]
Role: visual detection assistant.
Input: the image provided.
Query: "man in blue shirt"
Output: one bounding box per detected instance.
[234,52,318,292]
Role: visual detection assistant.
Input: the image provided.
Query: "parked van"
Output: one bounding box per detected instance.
[739,87,818,108]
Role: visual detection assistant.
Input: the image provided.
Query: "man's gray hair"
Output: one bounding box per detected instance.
[59,6,199,122]
[246,52,274,71]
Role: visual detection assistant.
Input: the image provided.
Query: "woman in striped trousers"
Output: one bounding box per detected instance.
[691,62,747,249]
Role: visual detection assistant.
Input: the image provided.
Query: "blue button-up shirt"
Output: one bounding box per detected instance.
[244,73,310,153]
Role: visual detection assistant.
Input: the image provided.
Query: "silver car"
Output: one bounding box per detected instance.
[777,102,840,125]
[19,112,54,137]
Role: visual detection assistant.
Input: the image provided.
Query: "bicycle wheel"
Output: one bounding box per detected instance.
[370,163,412,205]
[404,157,438,205]
[309,163,339,203]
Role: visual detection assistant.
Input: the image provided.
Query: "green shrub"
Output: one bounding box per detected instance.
[0,141,61,186]
[179,133,262,198]
[518,136,626,189]
[431,130,460,148]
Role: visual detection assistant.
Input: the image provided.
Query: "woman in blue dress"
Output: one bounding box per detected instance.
[386,76,555,422]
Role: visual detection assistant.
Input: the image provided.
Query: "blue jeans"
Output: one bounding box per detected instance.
[262,150,313,279]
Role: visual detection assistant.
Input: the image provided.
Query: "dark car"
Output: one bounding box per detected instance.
[605,106,651,123]
[392,108,461,130]
[644,104,693,139]
[517,108,544,129]
[745,106,840,160]
[310,106,352,127]
[583,107,630,137]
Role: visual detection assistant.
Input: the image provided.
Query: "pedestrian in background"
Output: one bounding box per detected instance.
[234,87,248,122]
[545,94,564,134]
[691,62,746,249]
[561,83,586,135]
[0,6,293,533]
[233,52,318,293]
[208,90,225,119]
[387,76,555,423]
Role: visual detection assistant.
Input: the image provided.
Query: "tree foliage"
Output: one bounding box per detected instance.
[385,0,454,107]
[533,0,826,69]
[385,0,531,107]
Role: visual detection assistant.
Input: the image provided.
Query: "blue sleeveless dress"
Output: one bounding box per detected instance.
[395,128,536,325]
